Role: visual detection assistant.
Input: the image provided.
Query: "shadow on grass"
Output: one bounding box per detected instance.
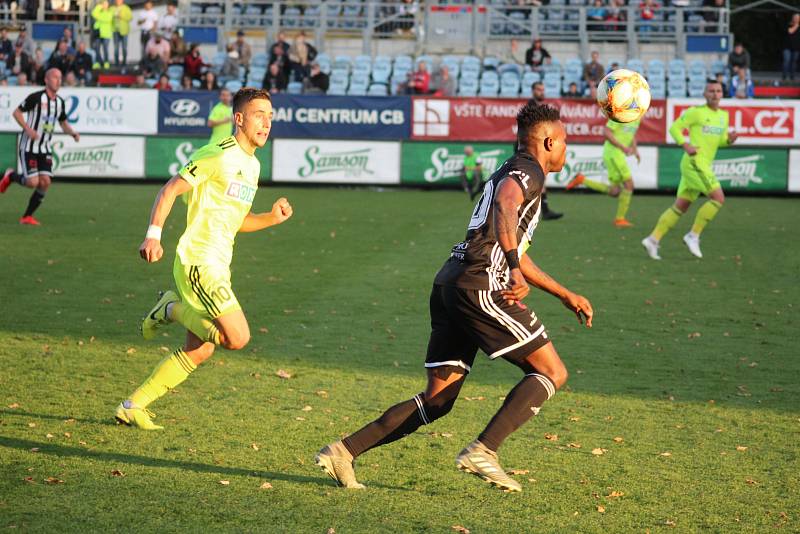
[0,434,408,491]
[0,409,112,426]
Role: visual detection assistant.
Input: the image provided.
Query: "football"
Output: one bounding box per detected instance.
[596,69,651,123]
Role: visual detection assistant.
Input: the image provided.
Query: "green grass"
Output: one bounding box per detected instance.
[0,183,798,532]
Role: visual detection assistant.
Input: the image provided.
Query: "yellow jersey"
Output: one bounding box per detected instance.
[176,136,260,267]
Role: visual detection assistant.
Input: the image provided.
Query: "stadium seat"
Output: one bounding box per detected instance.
[242,4,262,26]
[541,60,561,75]
[302,4,320,27]
[688,60,706,79]
[497,63,522,77]
[627,59,645,74]
[461,55,481,77]
[167,64,184,80]
[371,59,392,84]
[522,71,541,88]
[668,59,686,80]
[499,74,521,97]
[688,78,705,97]
[710,59,726,76]
[251,53,268,69]
[205,5,222,25]
[458,77,479,97]
[483,56,500,71]
[367,83,388,96]
[282,6,301,28]
[479,77,499,97]
[543,75,561,98]
[649,78,666,99]
[353,56,371,77]
[287,81,303,94]
[647,59,666,79]
[334,55,352,71]
[480,70,499,84]
[667,77,687,97]
[225,79,242,92]
[394,55,413,73]
[328,80,348,95]
[347,84,367,96]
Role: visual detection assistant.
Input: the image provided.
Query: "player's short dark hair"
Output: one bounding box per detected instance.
[233,87,271,114]
[706,78,723,87]
[517,101,560,145]
[531,81,543,90]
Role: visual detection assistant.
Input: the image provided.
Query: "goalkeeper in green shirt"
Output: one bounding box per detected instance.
[642,79,737,260]
[565,118,640,227]
[460,145,484,200]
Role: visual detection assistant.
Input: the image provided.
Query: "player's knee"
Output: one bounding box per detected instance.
[423,388,459,421]
[40,176,51,189]
[550,366,568,390]
[222,329,250,350]
[26,176,39,188]
[609,188,620,198]
[189,344,215,365]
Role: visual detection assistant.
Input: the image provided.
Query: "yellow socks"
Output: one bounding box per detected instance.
[616,190,632,220]
[129,349,197,408]
[168,301,221,345]
[651,206,683,241]
[691,200,722,235]
[582,178,609,194]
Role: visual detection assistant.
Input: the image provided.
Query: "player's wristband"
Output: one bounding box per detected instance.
[504,250,520,270]
[146,225,162,241]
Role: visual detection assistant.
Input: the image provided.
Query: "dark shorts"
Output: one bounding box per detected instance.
[425,284,550,373]
[19,150,53,179]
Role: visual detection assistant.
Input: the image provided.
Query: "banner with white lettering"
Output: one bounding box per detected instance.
[270,94,411,140]
[31,134,145,178]
[668,99,800,146]
[272,139,401,184]
[158,91,217,135]
[0,87,158,135]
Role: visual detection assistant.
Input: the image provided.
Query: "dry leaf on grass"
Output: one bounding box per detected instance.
[568,416,580,422]
[596,505,606,513]
[275,369,292,379]
[591,448,607,456]
[316,390,328,398]
[125,347,137,355]
[219,480,230,486]
[745,478,758,485]
[23,477,35,483]
[567,443,581,448]
[111,470,125,477]
[613,436,624,443]
[544,433,558,441]
[664,519,676,527]
[659,452,672,457]
[326,529,335,534]
[259,482,273,490]
[736,445,748,452]
[46,433,54,439]
[259,327,269,333]
[27,422,36,428]
[607,491,624,498]
[508,469,529,475]
[451,526,470,534]
[295,417,306,421]
[45,477,64,484]
[250,443,260,451]
[7,402,20,409]
[301,405,313,412]
[29,448,39,453]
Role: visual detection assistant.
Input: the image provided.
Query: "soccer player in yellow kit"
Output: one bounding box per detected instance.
[115,88,293,429]
[642,79,737,260]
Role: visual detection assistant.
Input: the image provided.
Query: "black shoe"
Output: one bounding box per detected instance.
[542,209,563,220]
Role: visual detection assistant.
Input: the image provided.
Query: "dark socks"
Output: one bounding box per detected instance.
[478,373,555,452]
[11,171,25,185]
[23,190,45,217]
[343,394,426,458]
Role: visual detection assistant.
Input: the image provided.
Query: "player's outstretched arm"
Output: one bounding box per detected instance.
[238,197,293,233]
[139,175,193,262]
[519,254,593,328]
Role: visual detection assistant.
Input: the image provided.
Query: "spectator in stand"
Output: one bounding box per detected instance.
[269,31,290,65]
[303,62,329,94]
[530,81,545,102]
[17,72,29,86]
[158,3,179,39]
[184,43,207,80]
[605,0,627,32]
[587,0,608,31]
[64,70,79,87]
[0,77,8,87]
[728,42,750,77]
[146,32,171,67]
[131,73,148,88]
[701,0,725,33]
[583,51,605,94]
[112,0,132,67]
[200,71,219,91]
[406,60,431,94]
[169,31,186,64]
[140,48,164,78]
[72,41,93,84]
[525,38,551,71]
[782,13,800,81]
[31,47,46,85]
[263,62,288,93]
[15,28,35,58]
[503,39,527,65]
[219,43,240,80]
[180,73,193,90]
[714,72,727,96]
[61,27,76,54]
[154,73,172,90]
[607,61,621,74]
[47,40,73,76]
[639,0,660,32]
[234,30,252,69]
[729,69,754,99]
[397,0,418,34]
[432,65,456,97]
[0,28,14,65]
[269,42,291,78]
[289,31,317,81]
[137,0,158,57]
[92,0,113,68]
[6,42,31,78]
[563,81,582,97]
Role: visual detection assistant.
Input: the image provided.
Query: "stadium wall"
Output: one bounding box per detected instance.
[0,87,797,193]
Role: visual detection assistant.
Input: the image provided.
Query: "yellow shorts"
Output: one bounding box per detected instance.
[604,151,631,184]
[173,256,241,319]
[677,157,721,202]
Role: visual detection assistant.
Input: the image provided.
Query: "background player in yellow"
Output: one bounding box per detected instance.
[207,88,233,145]
[642,79,737,260]
[114,88,293,430]
[565,118,640,227]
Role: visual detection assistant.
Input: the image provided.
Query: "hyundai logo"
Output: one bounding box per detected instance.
[170,99,200,116]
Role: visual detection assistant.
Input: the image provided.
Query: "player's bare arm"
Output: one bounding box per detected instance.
[519,254,593,327]
[59,119,79,142]
[238,197,293,233]
[493,176,528,303]
[139,175,193,262]
[727,130,738,144]
[604,126,630,154]
[12,108,38,140]
[632,135,640,162]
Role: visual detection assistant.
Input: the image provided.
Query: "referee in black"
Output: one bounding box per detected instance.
[0,68,80,225]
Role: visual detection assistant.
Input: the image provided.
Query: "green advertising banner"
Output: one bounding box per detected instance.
[0,133,16,170]
[401,142,515,186]
[145,137,272,181]
[657,147,788,192]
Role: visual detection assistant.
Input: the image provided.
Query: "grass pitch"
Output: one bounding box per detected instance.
[0,183,798,532]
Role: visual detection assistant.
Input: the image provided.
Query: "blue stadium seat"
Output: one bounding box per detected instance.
[479,78,499,97]
[394,55,413,72]
[328,80,348,95]
[667,77,687,97]
[649,78,666,99]
[367,83,388,96]
[688,60,706,79]
[497,63,522,77]
[483,56,500,71]
[668,59,686,80]
[521,71,540,88]
[687,78,705,98]
[225,79,242,92]
[647,59,666,79]
[287,81,303,94]
[458,77,478,97]
[627,59,645,74]
[480,70,499,84]
[167,64,183,80]
[710,59,726,76]
[371,59,392,84]
[334,55,352,71]
[251,53,268,69]
[543,77,561,98]
[499,74,521,97]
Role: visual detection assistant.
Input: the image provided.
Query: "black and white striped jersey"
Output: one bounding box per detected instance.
[18,90,68,154]
[434,151,545,290]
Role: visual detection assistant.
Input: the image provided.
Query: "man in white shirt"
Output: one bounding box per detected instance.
[159,3,178,39]
[137,0,158,57]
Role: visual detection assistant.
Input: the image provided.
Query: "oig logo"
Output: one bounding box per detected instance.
[170,99,200,117]
[65,94,124,123]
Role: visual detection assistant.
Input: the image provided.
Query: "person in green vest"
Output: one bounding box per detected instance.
[112,0,133,67]
[208,88,233,145]
[460,145,484,201]
[91,0,113,69]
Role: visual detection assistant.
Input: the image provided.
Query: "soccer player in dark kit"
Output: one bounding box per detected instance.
[0,68,80,225]
[316,102,593,493]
